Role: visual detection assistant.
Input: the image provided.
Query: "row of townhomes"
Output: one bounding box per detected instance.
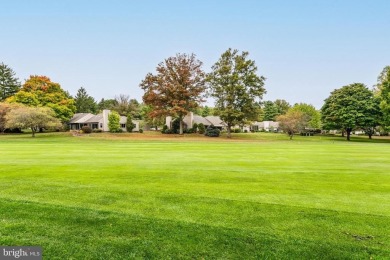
[166,112,279,132]
[69,110,140,132]
[69,110,278,133]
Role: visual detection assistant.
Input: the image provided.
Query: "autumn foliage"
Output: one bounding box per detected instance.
[6,75,76,122]
[140,53,206,134]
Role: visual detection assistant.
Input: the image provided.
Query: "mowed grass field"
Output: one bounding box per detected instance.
[0,132,389,259]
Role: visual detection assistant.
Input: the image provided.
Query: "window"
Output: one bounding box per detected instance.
[121,124,126,128]
[100,123,103,128]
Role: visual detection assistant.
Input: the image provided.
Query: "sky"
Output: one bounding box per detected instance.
[1,0,389,109]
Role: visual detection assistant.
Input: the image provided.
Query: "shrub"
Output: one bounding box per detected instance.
[164,129,174,134]
[4,128,22,133]
[62,124,70,132]
[126,114,135,132]
[244,129,248,133]
[139,129,143,133]
[161,125,168,134]
[108,111,120,133]
[81,126,92,134]
[192,123,198,133]
[184,128,194,134]
[198,123,205,134]
[92,129,102,133]
[234,128,242,133]
[205,126,220,137]
[171,119,180,134]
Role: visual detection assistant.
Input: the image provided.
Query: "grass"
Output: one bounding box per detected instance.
[0,132,389,259]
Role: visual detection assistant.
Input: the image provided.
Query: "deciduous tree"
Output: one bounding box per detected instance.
[376,66,390,128]
[207,49,266,138]
[5,105,61,137]
[290,103,321,129]
[0,63,21,101]
[321,83,380,141]
[140,53,206,135]
[110,95,142,118]
[98,98,117,111]
[0,102,22,133]
[112,94,131,115]
[140,104,164,130]
[277,110,307,140]
[6,76,76,122]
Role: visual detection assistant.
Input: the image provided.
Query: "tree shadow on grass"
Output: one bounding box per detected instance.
[325,135,390,144]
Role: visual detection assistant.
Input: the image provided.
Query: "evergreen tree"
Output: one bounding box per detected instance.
[0,62,21,101]
[274,99,291,115]
[263,101,279,121]
[201,106,211,117]
[74,87,97,113]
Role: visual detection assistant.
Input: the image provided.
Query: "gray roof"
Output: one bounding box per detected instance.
[252,121,264,127]
[69,113,95,124]
[193,115,212,126]
[85,114,103,123]
[205,116,226,127]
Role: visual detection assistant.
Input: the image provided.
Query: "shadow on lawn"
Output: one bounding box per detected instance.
[326,135,390,144]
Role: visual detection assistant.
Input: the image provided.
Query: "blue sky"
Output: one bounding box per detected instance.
[1,0,389,108]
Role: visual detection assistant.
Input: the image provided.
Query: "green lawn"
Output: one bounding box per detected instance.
[0,132,389,259]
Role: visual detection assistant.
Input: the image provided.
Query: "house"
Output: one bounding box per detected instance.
[250,121,279,132]
[166,112,279,132]
[166,112,226,130]
[69,110,140,132]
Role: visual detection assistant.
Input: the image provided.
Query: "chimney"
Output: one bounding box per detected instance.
[103,110,110,132]
[166,116,172,129]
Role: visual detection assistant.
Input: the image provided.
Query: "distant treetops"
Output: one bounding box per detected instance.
[1,54,390,140]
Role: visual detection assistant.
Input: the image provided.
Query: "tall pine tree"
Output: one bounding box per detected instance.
[74,87,97,113]
[0,62,21,101]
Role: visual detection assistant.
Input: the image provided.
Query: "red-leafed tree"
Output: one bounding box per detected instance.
[140,53,206,134]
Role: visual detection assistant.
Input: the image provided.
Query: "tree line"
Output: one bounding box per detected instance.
[1,51,389,140]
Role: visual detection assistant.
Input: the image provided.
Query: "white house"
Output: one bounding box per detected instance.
[69,110,140,132]
[166,112,279,132]
[250,121,279,132]
[166,112,226,130]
